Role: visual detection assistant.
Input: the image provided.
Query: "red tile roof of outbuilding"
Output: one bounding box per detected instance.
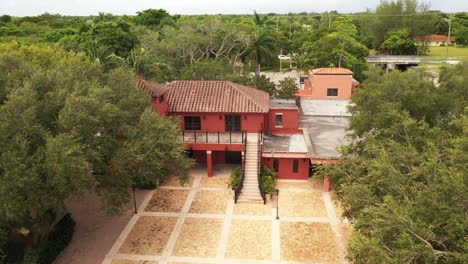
[417,34,456,42]
[166,81,270,113]
[137,80,167,97]
[311,67,353,75]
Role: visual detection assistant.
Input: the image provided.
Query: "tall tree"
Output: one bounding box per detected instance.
[380,28,417,55]
[249,12,276,76]
[300,16,369,81]
[319,64,468,263]
[134,9,177,30]
[0,43,192,244]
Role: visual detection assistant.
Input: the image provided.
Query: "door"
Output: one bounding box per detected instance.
[225,151,242,164]
[225,115,241,132]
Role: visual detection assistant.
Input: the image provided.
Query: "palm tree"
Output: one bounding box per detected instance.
[252,11,270,28]
[250,11,276,76]
[84,38,113,65]
[108,47,171,78]
[291,53,315,71]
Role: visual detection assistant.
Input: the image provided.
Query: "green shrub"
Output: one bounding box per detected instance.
[132,174,156,189]
[22,247,41,264]
[228,166,242,190]
[261,167,277,195]
[23,214,75,264]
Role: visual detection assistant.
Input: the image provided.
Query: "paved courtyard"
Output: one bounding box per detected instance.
[102,166,350,264]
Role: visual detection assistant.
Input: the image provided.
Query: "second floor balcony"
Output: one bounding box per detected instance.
[180,131,245,144]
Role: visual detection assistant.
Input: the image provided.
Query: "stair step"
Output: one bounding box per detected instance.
[243,187,260,191]
[237,200,264,203]
[242,191,261,195]
[240,195,261,199]
[237,198,264,202]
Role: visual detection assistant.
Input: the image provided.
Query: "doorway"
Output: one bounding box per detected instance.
[225,115,241,132]
[225,151,242,164]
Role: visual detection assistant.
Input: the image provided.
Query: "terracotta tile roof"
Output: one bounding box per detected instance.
[417,34,456,42]
[311,67,353,75]
[137,80,167,97]
[166,81,269,113]
[262,152,309,158]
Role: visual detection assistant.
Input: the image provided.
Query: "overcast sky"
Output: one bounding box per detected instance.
[1,0,467,17]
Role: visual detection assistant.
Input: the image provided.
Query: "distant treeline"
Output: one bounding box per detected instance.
[0,1,467,83]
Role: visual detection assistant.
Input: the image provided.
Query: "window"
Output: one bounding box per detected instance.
[273,159,279,172]
[293,160,299,173]
[327,88,338,96]
[159,95,164,103]
[275,114,283,127]
[184,116,201,130]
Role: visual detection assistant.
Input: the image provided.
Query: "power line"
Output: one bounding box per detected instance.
[270,12,453,19]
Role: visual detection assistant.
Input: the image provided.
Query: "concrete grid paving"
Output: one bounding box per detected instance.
[102,169,349,264]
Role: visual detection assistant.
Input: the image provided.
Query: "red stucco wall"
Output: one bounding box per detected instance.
[261,157,309,179]
[241,113,266,132]
[213,151,226,164]
[192,150,206,163]
[304,73,354,99]
[152,92,168,117]
[267,109,300,134]
[173,112,266,133]
[185,143,244,152]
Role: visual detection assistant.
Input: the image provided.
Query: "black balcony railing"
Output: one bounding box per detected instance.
[234,131,247,203]
[181,131,245,144]
[257,131,266,204]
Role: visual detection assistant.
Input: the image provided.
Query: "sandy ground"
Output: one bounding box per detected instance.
[53,190,152,264]
[119,216,177,255]
[172,218,223,258]
[65,166,350,264]
[111,260,158,264]
[225,219,272,260]
[281,222,339,263]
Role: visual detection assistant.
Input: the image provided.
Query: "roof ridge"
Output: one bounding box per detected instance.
[227,81,269,112]
[138,79,168,97]
[166,80,269,113]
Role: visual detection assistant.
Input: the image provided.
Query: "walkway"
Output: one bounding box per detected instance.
[101,167,351,264]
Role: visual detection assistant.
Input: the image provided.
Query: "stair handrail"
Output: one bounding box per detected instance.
[234,130,247,203]
[257,130,266,204]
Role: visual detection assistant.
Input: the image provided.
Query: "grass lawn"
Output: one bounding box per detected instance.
[423,46,468,59]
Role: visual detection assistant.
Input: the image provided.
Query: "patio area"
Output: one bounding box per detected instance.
[102,166,350,264]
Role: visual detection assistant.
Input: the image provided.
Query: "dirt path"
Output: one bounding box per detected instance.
[53,190,152,264]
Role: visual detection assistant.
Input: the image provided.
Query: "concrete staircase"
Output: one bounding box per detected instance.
[237,133,264,203]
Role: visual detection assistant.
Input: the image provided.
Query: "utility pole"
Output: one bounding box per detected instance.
[276,17,279,32]
[444,14,455,62]
[279,47,283,72]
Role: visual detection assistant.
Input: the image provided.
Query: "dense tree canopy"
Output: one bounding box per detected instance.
[319,63,468,263]
[0,43,192,245]
[1,3,465,82]
[380,28,417,55]
[300,15,369,81]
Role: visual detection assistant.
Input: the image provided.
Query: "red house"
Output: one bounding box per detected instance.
[296,67,359,99]
[139,80,310,203]
[416,34,456,46]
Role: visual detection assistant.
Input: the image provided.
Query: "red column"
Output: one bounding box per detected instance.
[323,176,330,192]
[207,150,213,177]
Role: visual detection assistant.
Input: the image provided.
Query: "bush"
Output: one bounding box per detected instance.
[132,174,157,189]
[23,214,75,264]
[261,167,277,195]
[228,166,242,190]
[276,77,299,99]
